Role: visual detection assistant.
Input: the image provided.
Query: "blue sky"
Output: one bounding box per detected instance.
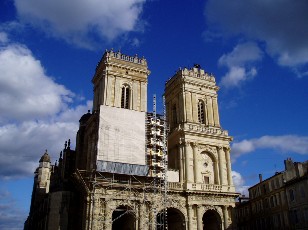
[1,0,308,229]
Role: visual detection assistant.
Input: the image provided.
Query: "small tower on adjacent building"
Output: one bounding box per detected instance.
[37,150,52,193]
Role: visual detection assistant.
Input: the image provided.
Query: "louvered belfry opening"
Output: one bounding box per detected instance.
[198,100,205,124]
[121,85,130,109]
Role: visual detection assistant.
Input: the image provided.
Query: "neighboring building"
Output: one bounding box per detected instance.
[233,158,308,230]
[25,50,238,230]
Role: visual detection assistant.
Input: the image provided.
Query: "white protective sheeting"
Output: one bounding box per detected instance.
[97,105,146,165]
[167,170,180,182]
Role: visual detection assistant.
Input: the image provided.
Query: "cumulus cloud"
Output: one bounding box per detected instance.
[14,0,146,48]
[205,0,308,76]
[0,43,73,123]
[232,171,249,196]
[219,42,262,88]
[0,32,92,179]
[231,135,308,160]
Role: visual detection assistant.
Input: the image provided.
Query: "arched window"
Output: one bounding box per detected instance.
[198,100,205,123]
[121,85,130,109]
[289,189,295,201]
[172,104,177,126]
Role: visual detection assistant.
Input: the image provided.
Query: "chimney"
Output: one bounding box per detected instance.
[259,174,263,182]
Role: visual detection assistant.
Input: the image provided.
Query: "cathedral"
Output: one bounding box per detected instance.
[24,50,238,230]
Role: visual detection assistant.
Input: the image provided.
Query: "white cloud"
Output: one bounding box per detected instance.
[219,42,262,88]
[205,0,308,76]
[0,42,74,123]
[0,32,92,179]
[232,171,249,196]
[231,135,308,160]
[14,0,146,48]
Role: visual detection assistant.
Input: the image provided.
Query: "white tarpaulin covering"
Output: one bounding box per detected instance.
[97,105,146,165]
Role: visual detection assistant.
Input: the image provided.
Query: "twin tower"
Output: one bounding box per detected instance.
[28,50,238,230]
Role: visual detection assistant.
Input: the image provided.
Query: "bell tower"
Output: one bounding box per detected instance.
[165,65,236,229]
[165,65,234,187]
[92,49,150,112]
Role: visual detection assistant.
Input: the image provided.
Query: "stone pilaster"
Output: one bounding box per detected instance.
[114,76,120,107]
[140,82,147,112]
[218,146,225,185]
[187,205,193,230]
[184,142,193,182]
[223,206,228,229]
[212,97,220,127]
[206,96,214,126]
[225,147,233,186]
[179,144,184,182]
[192,143,200,183]
[185,92,192,122]
[197,205,203,230]
[192,93,198,123]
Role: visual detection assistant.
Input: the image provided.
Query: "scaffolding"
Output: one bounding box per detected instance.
[82,94,169,230]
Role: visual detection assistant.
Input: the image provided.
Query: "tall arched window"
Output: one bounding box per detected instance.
[121,85,130,109]
[172,104,177,126]
[198,100,205,124]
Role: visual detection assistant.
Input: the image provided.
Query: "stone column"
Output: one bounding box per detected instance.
[184,142,193,182]
[191,93,198,123]
[179,144,184,182]
[182,90,187,122]
[218,146,225,185]
[85,196,92,230]
[140,81,147,112]
[106,75,115,106]
[192,143,200,183]
[197,205,203,230]
[104,200,112,230]
[187,205,193,230]
[223,206,228,229]
[225,147,233,186]
[185,92,192,122]
[139,203,148,230]
[113,76,120,107]
[206,96,214,126]
[132,80,137,110]
[149,204,156,230]
[212,97,220,127]
[214,160,219,184]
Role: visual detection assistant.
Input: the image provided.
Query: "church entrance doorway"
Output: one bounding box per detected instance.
[202,210,221,230]
[112,205,135,230]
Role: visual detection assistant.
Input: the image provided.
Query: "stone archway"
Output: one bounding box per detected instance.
[112,205,136,230]
[202,210,222,230]
[157,207,186,230]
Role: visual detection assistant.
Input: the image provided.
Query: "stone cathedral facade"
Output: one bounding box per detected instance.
[25,50,238,230]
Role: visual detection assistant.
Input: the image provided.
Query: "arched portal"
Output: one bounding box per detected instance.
[157,208,185,230]
[112,205,136,230]
[202,210,222,230]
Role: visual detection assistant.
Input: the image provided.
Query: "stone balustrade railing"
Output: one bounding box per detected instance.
[168,182,235,193]
[184,123,229,136]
